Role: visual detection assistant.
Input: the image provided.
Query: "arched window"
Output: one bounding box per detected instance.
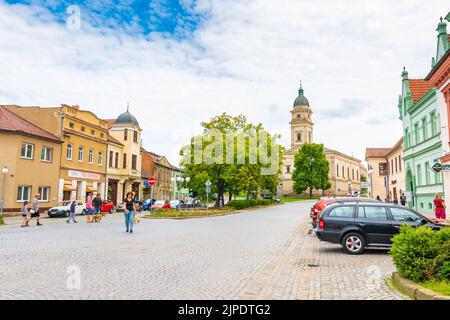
[297,133,302,142]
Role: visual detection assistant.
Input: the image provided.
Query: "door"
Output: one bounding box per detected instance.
[388,207,424,236]
[355,205,393,245]
[108,180,118,206]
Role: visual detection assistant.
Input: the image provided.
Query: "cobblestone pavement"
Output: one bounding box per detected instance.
[0,202,404,300]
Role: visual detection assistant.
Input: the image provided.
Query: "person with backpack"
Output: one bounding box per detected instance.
[66,200,78,224]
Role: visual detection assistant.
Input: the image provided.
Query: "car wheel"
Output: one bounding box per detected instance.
[82,209,86,216]
[65,211,70,218]
[341,232,366,255]
[109,208,113,214]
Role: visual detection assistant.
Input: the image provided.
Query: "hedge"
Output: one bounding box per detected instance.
[390,226,450,283]
[227,199,274,210]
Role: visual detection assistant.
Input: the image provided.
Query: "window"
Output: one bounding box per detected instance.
[123,153,127,169]
[100,133,104,138]
[430,112,437,136]
[81,126,85,132]
[17,186,31,202]
[358,206,388,221]
[391,159,394,175]
[286,165,290,174]
[398,156,402,172]
[40,147,53,162]
[357,171,359,181]
[395,157,398,173]
[414,122,419,144]
[88,149,94,164]
[347,167,350,179]
[390,208,422,222]
[342,166,345,178]
[67,144,73,160]
[404,128,410,148]
[297,114,300,118]
[424,162,430,185]
[417,164,422,185]
[38,186,50,202]
[21,143,34,159]
[336,164,339,177]
[297,133,302,142]
[352,169,355,181]
[422,118,427,140]
[434,159,442,183]
[91,130,95,135]
[98,152,103,166]
[132,155,137,170]
[78,146,84,162]
[69,122,74,129]
[124,129,128,141]
[133,131,138,143]
[109,151,114,168]
[329,206,354,218]
[115,152,119,168]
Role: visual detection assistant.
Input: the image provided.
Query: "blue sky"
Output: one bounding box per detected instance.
[0,0,449,165]
[4,0,208,37]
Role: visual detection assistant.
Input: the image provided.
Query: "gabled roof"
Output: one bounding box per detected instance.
[0,106,62,142]
[409,79,432,103]
[365,148,391,160]
[107,134,123,146]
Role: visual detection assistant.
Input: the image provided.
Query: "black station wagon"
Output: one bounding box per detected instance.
[314,202,447,254]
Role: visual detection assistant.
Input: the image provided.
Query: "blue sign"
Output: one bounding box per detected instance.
[384,176,387,188]
[143,181,151,187]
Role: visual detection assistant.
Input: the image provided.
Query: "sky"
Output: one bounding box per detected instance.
[0,0,449,166]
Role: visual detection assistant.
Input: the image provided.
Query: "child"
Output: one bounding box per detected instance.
[67,201,78,224]
[21,201,29,228]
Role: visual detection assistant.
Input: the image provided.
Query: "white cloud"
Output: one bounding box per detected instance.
[0,0,449,165]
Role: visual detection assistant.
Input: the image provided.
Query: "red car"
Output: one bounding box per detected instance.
[151,200,171,210]
[310,197,377,228]
[100,200,115,214]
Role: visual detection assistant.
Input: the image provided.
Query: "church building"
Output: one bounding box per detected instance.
[280,83,362,196]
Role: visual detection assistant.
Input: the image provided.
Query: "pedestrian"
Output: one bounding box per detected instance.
[86,193,94,223]
[124,192,138,234]
[66,200,78,224]
[92,193,102,222]
[28,193,42,226]
[376,195,382,202]
[21,201,29,228]
[433,193,446,221]
[400,193,407,206]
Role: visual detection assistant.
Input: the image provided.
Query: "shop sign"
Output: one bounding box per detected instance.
[68,170,101,180]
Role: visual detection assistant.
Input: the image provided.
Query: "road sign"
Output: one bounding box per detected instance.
[143,181,150,187]
[148,177,156,186]
[431,162,443,173]
[443,164,450,171]
[205,180,212,187]
[360,182,370,189]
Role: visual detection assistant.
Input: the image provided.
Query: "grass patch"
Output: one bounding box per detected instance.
[419,281,450,296]
[279,197,319,203]
[145,208,234,218]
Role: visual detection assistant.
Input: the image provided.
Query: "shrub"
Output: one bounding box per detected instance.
[390,226,450,282]
[227,199,274,209]
[0,215,3,225]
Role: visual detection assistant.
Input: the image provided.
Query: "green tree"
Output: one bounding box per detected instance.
[292,143,330,198]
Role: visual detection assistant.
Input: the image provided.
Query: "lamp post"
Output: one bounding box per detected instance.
[367,168,374,199]
[1,166,9,223]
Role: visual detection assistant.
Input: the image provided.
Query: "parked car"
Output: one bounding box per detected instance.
[186,198,201,207]
[48,201,86,218]
[310,197,378,228]
[100,200,115,214]
[314,202,448,254]
[151,200,171,210]
[169,199,185,209]
[142,199,156,211]
[117,199,143,212]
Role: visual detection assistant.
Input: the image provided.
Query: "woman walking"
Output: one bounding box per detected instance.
[433,193,446,221]
[86,193,94,223]
[124,192,138,234]
[21,201,29,228]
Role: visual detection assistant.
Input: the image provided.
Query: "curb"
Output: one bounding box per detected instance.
[392,272,450,300]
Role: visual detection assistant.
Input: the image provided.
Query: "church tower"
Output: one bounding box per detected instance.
[290,82,313,148]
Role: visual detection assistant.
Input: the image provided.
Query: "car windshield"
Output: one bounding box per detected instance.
[57,201,71,207]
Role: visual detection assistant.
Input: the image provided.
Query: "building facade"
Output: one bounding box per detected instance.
[105,108,143,205]
[280,83,362,196]
[0,106,63,212]
[366,138,405,202]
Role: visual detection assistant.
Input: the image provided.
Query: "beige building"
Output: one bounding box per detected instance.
[365,138,405,203]
[105,108,143,205]
[280,84,362,196]
[0,106,63,213]
[6,105,110,203]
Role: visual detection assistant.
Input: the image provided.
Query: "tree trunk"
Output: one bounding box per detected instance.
[228,190,232,204]
[309,187,313,198]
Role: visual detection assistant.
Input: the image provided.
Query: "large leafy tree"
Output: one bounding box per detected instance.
[292,143,330,198]
[180,113,283,207]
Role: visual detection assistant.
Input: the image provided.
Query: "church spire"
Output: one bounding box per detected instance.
[293,80,310,107]
[299,80,304,96]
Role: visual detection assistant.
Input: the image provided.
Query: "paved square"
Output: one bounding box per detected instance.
[0,201,404,300]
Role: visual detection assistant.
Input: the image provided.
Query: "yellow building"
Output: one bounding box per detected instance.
[0,106,62,213]
[6,105,109,202]
[280,83,362,196]
[105,107,143,205]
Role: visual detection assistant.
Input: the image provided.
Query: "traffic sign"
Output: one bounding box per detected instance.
[205,180,212,187]
[431,162,443,173]
[148,177,156,186]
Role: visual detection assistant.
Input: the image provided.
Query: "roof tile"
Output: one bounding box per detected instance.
[409,79,432,103]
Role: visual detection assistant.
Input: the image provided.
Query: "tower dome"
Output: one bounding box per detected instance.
[293,82,310,107]
[115,104,139,127]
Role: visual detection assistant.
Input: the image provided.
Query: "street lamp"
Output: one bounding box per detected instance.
[1,166,9,222]
[367,168,374,199]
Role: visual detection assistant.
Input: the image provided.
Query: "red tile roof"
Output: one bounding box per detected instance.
[409,79,432,103]
[0,106,61,142]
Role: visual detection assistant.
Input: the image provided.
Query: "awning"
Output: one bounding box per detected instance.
[64,185,77,191]
[86,187,98,192]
